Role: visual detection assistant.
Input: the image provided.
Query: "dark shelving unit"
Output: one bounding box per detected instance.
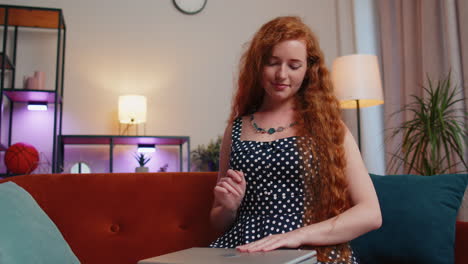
[0,5,66,173]
[59,135,191,172]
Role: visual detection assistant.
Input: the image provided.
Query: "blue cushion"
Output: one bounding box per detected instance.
[0,181,80,264]
[351,174,468,264]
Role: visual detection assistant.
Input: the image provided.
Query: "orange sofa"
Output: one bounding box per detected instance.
[0,172,221,264]
[0,172,467,264]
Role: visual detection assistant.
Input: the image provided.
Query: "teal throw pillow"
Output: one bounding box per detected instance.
[351,174,468,264]
[0,181,80,264]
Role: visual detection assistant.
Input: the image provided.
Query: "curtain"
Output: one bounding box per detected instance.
[377,0,467,220]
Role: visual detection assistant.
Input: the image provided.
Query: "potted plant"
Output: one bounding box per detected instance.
[133,153,151,173]
[191,136,222,171]
[158,164,169,172]
[388,72,467,175]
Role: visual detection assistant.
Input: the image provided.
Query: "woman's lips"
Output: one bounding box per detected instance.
[273,83,289,90]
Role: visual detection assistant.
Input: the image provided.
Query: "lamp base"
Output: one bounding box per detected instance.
[356,99,361,151]
[119,123,146,136]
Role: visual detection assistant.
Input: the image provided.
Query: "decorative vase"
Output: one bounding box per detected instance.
[34,71,45,90]
[135,166,149,173]
[26,76,38,89]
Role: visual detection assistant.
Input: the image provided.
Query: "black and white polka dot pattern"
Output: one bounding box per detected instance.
[210,118,359,264]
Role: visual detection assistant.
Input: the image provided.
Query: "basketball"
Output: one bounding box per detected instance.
[4,142,39,175]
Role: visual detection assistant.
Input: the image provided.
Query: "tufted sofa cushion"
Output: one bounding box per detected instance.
[0,172,220,264]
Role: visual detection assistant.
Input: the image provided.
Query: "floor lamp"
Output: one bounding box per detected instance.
[331,54,384,151]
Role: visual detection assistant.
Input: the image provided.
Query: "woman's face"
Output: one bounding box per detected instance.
[261,39,308,105]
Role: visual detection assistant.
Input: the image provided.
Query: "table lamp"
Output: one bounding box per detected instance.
[331,54,384,150]
[118,95,147,135]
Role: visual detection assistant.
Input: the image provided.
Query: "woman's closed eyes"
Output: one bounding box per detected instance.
[266,60,303,70]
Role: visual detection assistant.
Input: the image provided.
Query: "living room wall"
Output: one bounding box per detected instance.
[1,0,357,173]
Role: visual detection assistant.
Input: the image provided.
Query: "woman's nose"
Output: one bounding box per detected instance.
[275,64,287,80]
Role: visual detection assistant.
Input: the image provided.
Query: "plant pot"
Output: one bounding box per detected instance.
[135,166,149,173]
[207,161,218,172]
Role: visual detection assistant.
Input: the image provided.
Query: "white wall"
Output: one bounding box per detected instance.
[1,0,355,172]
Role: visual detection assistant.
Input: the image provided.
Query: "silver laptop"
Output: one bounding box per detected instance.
[137,247,317,264]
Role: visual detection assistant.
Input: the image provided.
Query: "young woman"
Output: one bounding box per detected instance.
[209,16,382,264]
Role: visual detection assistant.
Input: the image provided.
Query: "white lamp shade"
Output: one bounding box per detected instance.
[118,95,147,124]
[331,54,384,109]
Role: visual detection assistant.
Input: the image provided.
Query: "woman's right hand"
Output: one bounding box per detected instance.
[213,169,246,212]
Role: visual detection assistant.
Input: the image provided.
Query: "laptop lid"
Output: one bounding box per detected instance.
[138,247,317,264]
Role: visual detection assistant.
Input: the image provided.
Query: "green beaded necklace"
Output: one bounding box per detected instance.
[250,114,297,135]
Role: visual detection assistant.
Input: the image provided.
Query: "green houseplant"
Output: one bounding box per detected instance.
[191,136,222,171]
[133,153,151,173]
[388,72,467,175]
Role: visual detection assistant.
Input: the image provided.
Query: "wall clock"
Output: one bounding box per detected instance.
[173,0,207,15]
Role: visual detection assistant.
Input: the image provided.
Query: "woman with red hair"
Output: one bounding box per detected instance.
[209,16,381,263]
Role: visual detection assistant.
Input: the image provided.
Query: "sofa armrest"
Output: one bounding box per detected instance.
[455,221,468,264]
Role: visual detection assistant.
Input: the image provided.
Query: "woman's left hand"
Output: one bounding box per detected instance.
[236,230,304,252]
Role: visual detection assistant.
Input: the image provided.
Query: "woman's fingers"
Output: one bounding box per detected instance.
[238,235,281,252]
[214,169,246,211]
[237,237,268,252]
[253,236,282,251]
[214,185,228,194]
[227,169,244,184]
[218,176,244,196]
[219,181,241,197]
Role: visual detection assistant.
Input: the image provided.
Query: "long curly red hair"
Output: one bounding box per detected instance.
[229,16,352,261]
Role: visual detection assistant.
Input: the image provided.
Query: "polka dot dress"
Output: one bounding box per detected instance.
[209,118,360,264]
